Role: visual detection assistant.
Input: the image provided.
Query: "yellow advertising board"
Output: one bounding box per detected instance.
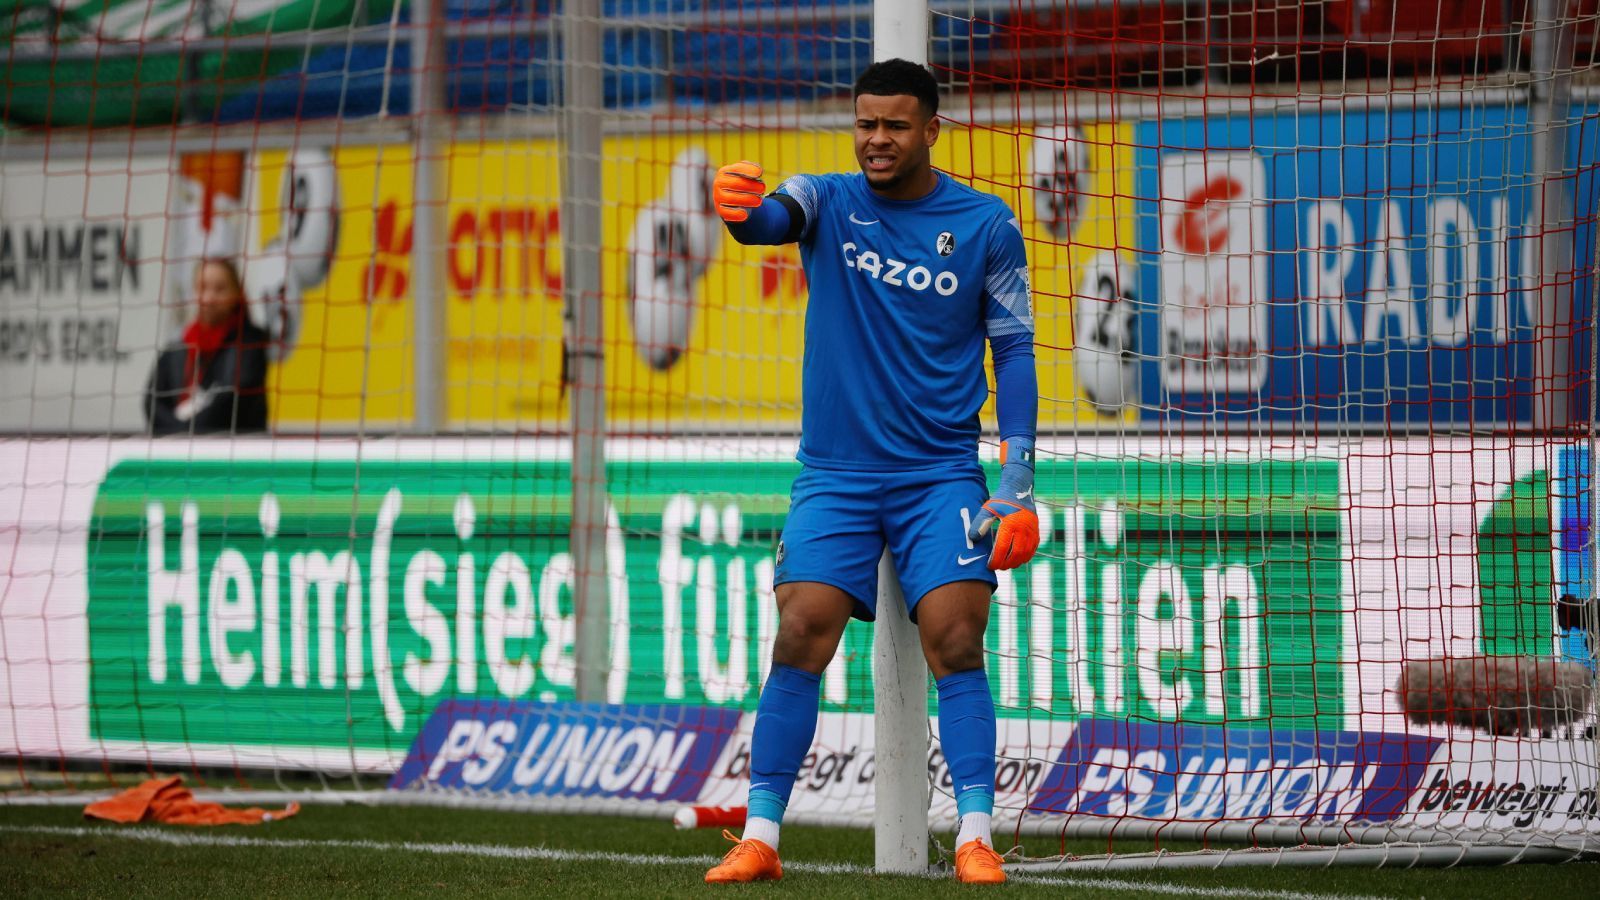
[939,122,1139,428]
[247,123,1136,431]
[253,145,416,427]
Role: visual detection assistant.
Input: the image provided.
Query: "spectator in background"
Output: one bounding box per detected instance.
[145,258,269,435]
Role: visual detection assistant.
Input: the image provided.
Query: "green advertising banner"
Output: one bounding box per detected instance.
[1478,471,1555,658]
[87,454,1344,751]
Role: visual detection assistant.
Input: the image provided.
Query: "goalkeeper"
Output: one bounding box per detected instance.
[704,59,1038,886]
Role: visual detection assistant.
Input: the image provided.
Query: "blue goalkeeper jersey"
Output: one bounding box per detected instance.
[775,171,1033,470]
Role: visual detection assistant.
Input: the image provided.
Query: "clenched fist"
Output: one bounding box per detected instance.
[712,161,766,223]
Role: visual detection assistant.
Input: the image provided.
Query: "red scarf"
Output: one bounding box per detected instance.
[178,308,245,406]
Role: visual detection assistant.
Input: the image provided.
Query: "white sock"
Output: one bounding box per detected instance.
[956,812,992,848]
[743,816,781,850]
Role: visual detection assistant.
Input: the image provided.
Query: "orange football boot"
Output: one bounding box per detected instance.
[705,829,783,884]
[954,838,1006,884]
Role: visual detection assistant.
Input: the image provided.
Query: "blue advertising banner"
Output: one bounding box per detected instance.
[1134,103,1599,424]
[1030,719,1440,823]
[1558,446,1595,670]
[390,700,742,801]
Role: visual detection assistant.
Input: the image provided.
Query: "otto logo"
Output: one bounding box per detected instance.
[1172,174,1245,255]
[448,206,562,300]
[840,242,958,296]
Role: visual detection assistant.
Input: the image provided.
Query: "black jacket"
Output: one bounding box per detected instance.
[144,319,270,435]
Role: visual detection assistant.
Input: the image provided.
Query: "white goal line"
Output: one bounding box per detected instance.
[0,824,1388,900]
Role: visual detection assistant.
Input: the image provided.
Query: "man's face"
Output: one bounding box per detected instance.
[853,93,939,194]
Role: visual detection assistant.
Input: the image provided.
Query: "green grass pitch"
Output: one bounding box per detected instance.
[1,800,1594,898]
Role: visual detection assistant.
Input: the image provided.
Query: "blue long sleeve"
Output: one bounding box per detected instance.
[990,329,1037,443]
[725,196,801,245]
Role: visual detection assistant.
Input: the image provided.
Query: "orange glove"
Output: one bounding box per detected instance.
[968,438,1039,570]
[712,161,766,223]
[978,499,1040,570]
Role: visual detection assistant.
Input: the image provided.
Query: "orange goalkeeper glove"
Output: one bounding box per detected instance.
[967,438,1039,570]
[712,161,766,223]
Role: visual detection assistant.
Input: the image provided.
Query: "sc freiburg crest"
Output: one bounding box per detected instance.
[936,231,956,256]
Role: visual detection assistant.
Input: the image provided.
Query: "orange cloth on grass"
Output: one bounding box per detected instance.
[83,775,299,826]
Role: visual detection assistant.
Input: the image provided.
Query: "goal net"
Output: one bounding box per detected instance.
[1,0,1598,869]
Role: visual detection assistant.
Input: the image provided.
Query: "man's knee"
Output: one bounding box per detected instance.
[771,589,850,672]
[773,613,837,668]
[922,620,986,677]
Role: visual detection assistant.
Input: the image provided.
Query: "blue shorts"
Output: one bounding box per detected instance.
[774,463,998,621]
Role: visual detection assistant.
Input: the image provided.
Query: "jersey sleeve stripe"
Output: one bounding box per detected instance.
[776,175,820,241]
[986,316,1034,336]
[986,267,1033,324]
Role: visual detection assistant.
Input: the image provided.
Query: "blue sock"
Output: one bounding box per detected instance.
[747,663,823,824]
[936,668,996,818]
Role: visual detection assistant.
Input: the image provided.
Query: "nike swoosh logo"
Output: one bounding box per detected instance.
[957,554,985,566]
[1016,487,1033,500]
[849,213,879,226]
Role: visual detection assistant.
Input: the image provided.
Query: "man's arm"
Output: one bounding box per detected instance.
[983,213,1038,446]
[968,213,1039,570]
[712,161,807,246]
[991,332,1038,451]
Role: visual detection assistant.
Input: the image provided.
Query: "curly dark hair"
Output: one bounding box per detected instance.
[853,59,939,119]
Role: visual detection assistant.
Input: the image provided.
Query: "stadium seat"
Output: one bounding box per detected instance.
[214,0,663,123]
[1325,0,1509,75]
[0,0,369,127]
[669,20,873,106]
[1211,0,1350,84]
[979,2,1209,90]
